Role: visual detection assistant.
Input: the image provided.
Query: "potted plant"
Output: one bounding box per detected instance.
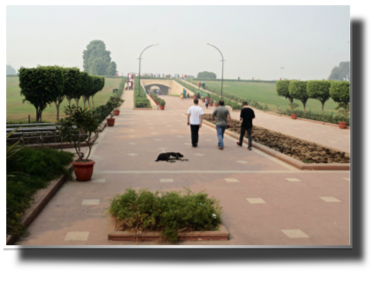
[59,105,99,181]
[110,96,124,116]
[107,111,115,126]
[214,100,219,107]
[335,102,350,129]
[159,100,165,110]
[202,96,205,103]
[289,102,299,119]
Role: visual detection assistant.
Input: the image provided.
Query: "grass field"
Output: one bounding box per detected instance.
[6,77,121,122]
[200,80,340,115]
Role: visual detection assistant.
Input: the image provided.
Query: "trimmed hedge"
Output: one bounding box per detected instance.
[134,78,151,108]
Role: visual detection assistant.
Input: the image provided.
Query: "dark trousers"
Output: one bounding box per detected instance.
[239,126,252,147]
[190,124,200,146]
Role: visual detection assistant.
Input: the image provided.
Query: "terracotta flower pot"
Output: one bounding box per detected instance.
[72,160,95,181]
[215,104,219,107]
[202,99,205,103]
[339,121,347,129]
[159,105,165,110]
[209,102,213,106]
[291,113,297,119]
[113,110,120,116]
[107,118,115,126]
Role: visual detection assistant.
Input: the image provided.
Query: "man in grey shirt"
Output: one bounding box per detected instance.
[212,100,231,150]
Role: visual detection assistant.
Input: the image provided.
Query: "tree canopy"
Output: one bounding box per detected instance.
[307,80,331,114]
[276,80,293,104]
[197,71,217,79]
[329,81,350,104]
[328,61,350,81]
[289,81,309,112]
[83,40,117,76]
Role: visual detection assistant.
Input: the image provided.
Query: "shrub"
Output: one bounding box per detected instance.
[289,81,309,112]
[108,188,222,243]
[307,80,331,114]
[276,80,293,105]
[330,81,350,104]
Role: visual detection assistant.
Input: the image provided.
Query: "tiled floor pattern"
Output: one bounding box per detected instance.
[16,91,351,246]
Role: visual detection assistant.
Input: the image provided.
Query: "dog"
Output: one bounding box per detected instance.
[155,152,188,163]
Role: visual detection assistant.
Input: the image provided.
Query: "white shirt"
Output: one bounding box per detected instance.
[187,105,204,125]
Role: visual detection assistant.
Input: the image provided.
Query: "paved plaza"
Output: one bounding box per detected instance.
[16,90,350,246]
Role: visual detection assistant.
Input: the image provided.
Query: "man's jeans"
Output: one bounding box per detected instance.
[216,125,226,148]
[239,127,252,147]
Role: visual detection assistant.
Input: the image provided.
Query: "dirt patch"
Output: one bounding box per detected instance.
[203,114,350,164]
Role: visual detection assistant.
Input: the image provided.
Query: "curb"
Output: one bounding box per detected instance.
[202,120,350,171]
[108,217,229,242]
[6,163,74,245]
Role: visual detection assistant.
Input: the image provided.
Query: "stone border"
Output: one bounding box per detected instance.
[202,119,350,171]
[6,163,74,245]
[108,217,229,242]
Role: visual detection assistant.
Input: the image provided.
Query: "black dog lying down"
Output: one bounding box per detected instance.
[155,152,188,163]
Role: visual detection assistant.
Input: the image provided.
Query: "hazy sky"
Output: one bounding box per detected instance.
[6,5,350,80]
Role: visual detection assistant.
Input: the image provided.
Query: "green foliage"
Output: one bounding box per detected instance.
[276,80,293,103]
[335,102,350,119]
[307,80,331,114]
[19,66,65,122]
[134,78,151,108]
[108,188,222,243]
[289,81,309,112]
[82,40,117,76]
[7,147,73,238]
[59,106,99,162]
[63,67,81,105]
[328,61,350,81]
[197,71,217,79]
[329,81,350,104]
[7,65,17,75]
[278,108,350,126]
[289,102,299,112]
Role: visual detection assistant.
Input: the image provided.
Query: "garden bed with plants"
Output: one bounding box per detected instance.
[149,92,166,109]
[203,114,350,164]
[6,147,74,241]
[107,188,226,243]
[133,78,151,108]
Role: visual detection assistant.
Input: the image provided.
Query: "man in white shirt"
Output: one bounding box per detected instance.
[187,99,204,147]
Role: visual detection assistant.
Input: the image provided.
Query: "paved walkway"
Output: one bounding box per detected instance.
[182,80,350,153]
[17,90,350,246]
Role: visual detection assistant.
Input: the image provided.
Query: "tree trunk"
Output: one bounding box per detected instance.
[36,108,39,123]
[302,101,306,113]
[82,97,86,110]
[92,96,95,109]
[53,101,60,122]
[67,98,72,117]
[88,98,91,110]
[321,101,325,115]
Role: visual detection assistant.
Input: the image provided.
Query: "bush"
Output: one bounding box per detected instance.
[134,78,151,108]
[7,147,74,238]
[108,188,222,243]
[289,81,309,112]
[329,81,350,104]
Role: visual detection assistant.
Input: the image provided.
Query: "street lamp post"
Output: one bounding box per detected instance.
[138,43,159,97]
[207,43,225,99]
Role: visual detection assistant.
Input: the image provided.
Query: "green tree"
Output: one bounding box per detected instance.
[289,81,309,113]
[328,61,350,81]
[81,74,93,110]
[7,65,17,75]
[74,72,90,109]
[276,80,293,107]
[106,61,117,76]
[330,81,350,111]
[19,66,64,122]
[63,67,81,113]
[83,40,117,76]
[307,80,331,114]
[88,76,104,109]
[197,71,216,79]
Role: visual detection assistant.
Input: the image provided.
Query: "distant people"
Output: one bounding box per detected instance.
[205,96,209,108]
[238,77,240,80]
[212,100,231,150]
[183,88,186,98]
[187,93,190,99]
[130,80,133,89]
[202,82,205,89]
[236,102,255,151]
[197,92,201,99]
[128,81,132,90]
[187,99,204,148]
[198,81,201,89]
[252,77,254,81]
[180,92,183,100]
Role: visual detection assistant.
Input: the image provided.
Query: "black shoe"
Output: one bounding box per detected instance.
[247,147,252,150]
[236,142,242,147]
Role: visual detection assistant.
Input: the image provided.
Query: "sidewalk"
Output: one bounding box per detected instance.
[181,80,350,153]
[16,91,350,246]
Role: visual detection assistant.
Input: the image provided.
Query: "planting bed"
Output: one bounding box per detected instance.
[203,114,350,164]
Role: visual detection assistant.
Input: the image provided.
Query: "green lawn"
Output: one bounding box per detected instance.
[201,80,340,115]
[6,76,121,122]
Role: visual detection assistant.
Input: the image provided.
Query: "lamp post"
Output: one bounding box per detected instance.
[138,43,159,97]
[207,43,224,99]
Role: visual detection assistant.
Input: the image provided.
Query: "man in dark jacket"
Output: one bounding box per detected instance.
[236,101,255,150]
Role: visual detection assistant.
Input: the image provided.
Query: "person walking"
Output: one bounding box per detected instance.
[205,96,209,108]
[182,88,186,99]
[187,99,204,148]
[236,101,255,150]
[128,81,131,90]
[196,92,201,99]
[202,81,205,90]
[212,100,231,150]
[198,81,201,89]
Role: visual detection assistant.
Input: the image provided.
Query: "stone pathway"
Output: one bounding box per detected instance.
[16,90,350,246]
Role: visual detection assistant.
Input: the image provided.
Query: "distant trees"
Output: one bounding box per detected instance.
[328,61,350,81]
[83,40,118,76]
[7,65,17,75]
[197,71,216,79]
[276,80,293,105]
